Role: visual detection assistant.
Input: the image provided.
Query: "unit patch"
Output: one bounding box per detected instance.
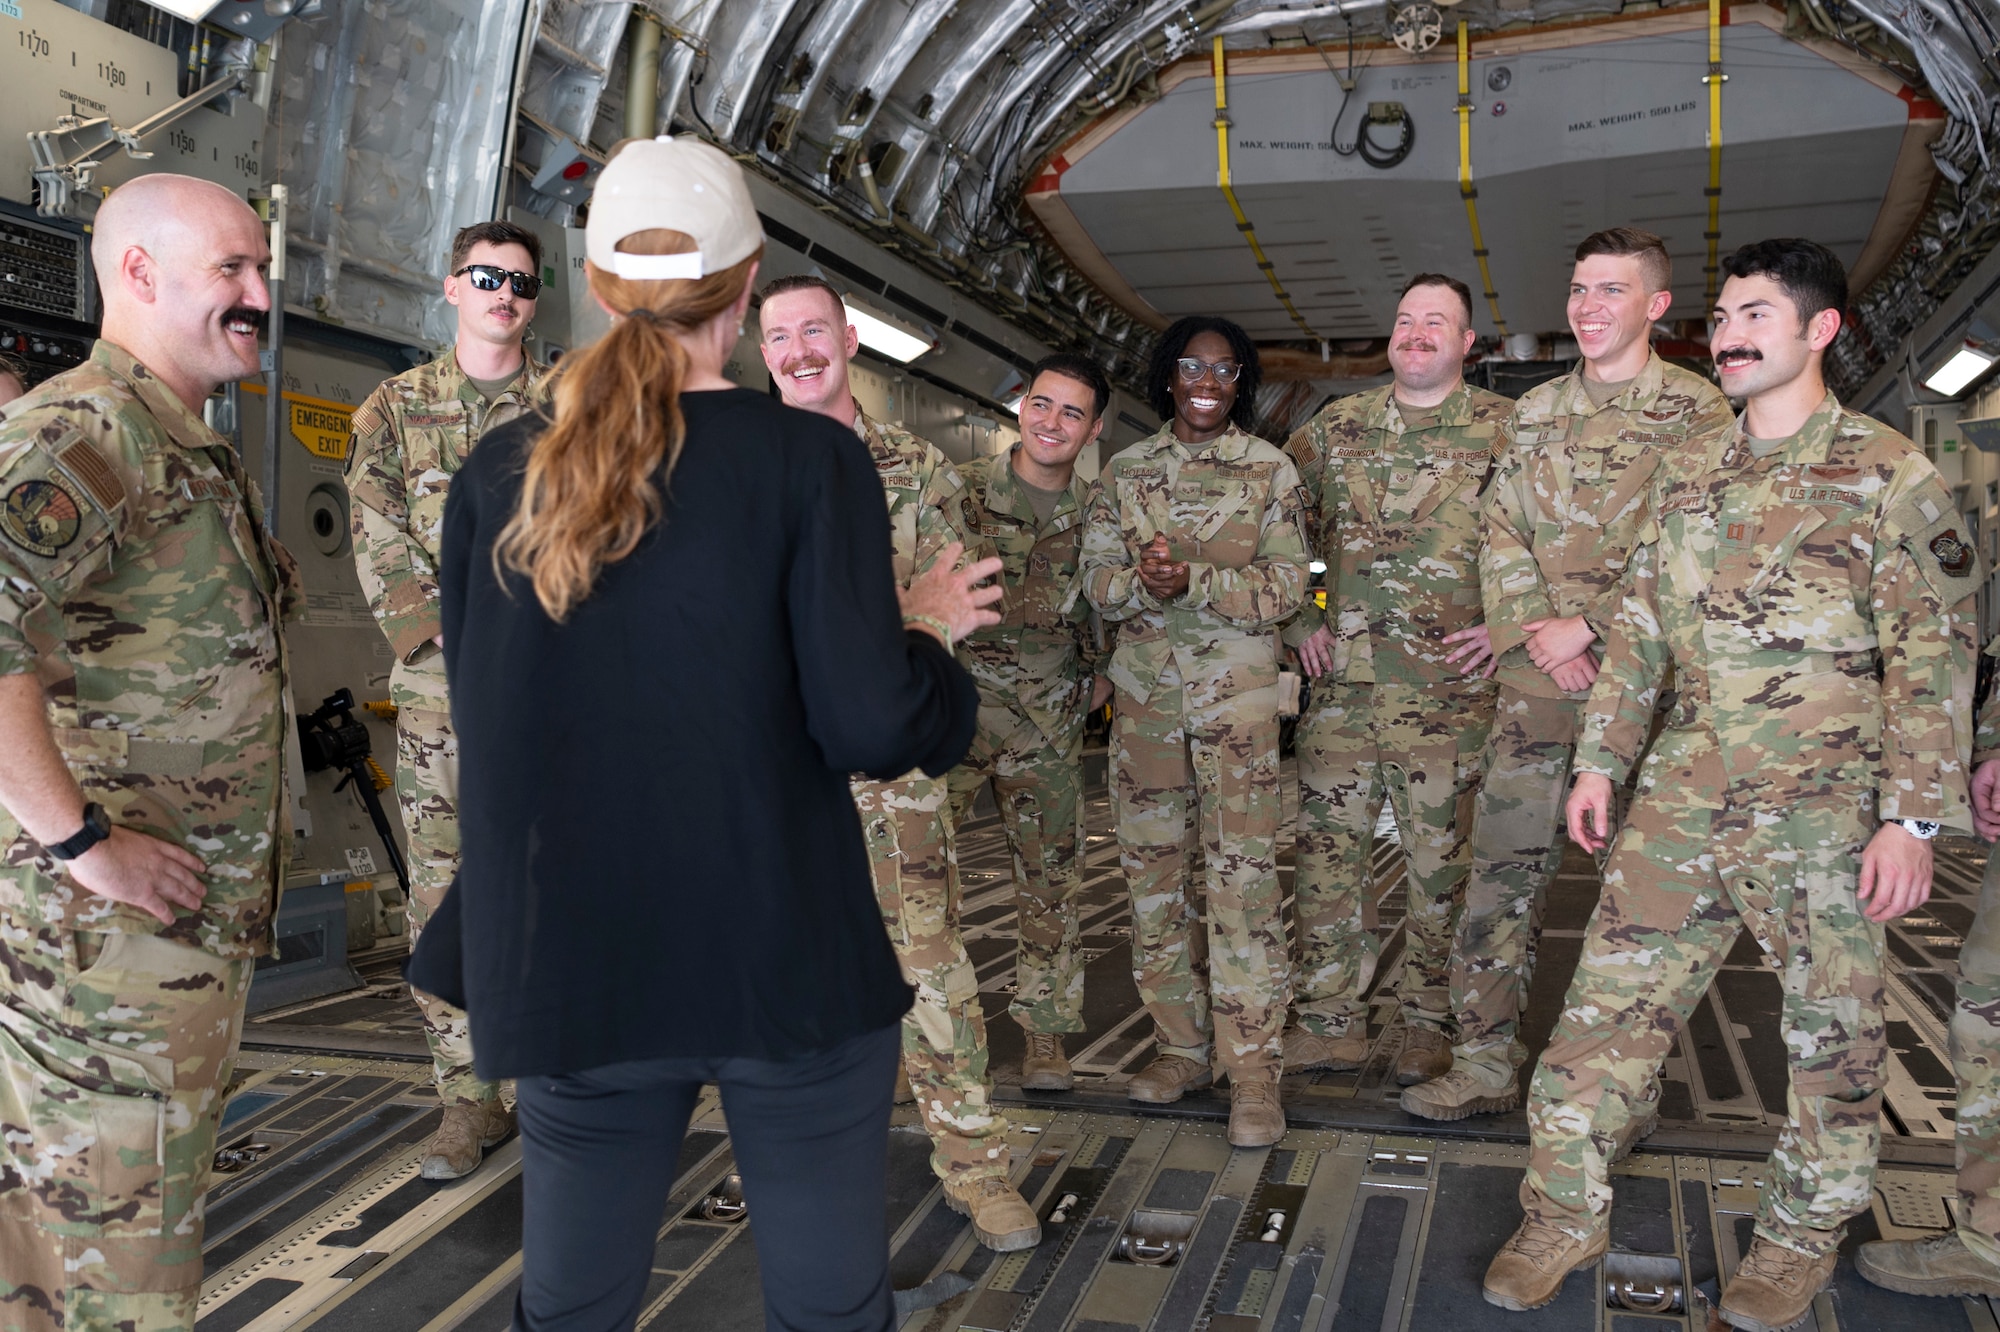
[1,478,83,557]
[1931,528,1975,577]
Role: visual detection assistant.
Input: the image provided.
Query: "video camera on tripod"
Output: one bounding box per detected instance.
[297,687,409,894]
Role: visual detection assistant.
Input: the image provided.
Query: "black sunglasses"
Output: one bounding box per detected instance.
[454,264,543,299]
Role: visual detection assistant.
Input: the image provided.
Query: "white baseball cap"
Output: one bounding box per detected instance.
[584,136,763,282]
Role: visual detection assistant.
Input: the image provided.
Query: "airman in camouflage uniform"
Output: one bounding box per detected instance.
[758,274,1036,1250]
[1080,418,1311,1114]
[1454,349,1731,1097]
[1490,243,1978,1327]
[1280,374,1512,1066]
[0,339,298,1331]
[848,408,1017,1188]
[348,347,551,1180]
[945,447,1105,1063]
[1857,638,2000,1298]
[347,220,551,1180]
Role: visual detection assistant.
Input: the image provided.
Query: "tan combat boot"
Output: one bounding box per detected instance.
[1482,1217,1608,1310]
[1125,1054,1213,1104]
[420,1098,514,1181]
[1281,1025,1367,1073]
[1394,1026,1452,1086]
[1856,1230,2000,1298]
[1718,1237,1836,1331]
[942,1175,1041,1252]
[894,1063,916,1104]
[1021,1032,1073,1092]
[1400,1067,1521,1121]
[1227,1076,1285,1148]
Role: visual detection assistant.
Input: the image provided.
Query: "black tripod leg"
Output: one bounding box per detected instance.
[347,763,411,894]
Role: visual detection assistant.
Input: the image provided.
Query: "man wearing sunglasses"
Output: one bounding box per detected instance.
[346,219,554,1180]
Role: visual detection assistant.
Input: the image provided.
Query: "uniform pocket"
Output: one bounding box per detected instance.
[862,812,908,950]
[0,999,171,1252]
[1785,856,1888,1099]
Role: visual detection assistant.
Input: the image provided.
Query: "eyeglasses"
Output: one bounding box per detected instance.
[454,264,543,300]
[1175,357,1241,384]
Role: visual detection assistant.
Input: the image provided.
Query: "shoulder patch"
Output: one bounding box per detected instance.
[51,436,124,514]
[1,477,84,557]
[1891,485,1986,607]
[351,401,385,438]
[1930,528,1975,578]
[1287,428,1321,470]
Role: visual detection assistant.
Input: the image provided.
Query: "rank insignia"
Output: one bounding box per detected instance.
[1,478,82,557]
[1931,529,1974,577]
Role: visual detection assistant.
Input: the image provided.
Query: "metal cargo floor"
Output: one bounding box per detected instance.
[203,760,1985,1330]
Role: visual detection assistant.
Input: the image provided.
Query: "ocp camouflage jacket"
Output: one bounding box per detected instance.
[346,348,552,706]
[955,448,1107,751]
[854,406,987,585]
[1280,381,1513,692]
[1080,423,1310,707]
[1575,393,1979,830]
[1481,351,1734,698]
[0,341,300,957]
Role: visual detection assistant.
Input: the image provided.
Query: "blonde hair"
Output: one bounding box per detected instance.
[494,227,760,621]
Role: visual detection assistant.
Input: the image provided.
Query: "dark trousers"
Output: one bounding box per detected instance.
[514,1023,901,1332]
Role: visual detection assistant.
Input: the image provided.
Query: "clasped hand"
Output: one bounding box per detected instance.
[1137,534,1190,601]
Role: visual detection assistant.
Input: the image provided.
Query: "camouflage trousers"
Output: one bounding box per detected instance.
[1113,667,1289,1078]
[945,701,1086,1035]
[1949,835,2000,1264]
[1523,793,1886,1256]
[1292,680,1492,1038]
[395,705,498,1108]
[1452,688,1584,1084]
[0,912,253,1332]
[854,773,1009,1183]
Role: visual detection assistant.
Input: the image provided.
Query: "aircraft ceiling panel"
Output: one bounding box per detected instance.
[1052,22,1917,340]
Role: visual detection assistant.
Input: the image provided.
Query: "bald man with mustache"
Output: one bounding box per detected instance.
[0,174,300,1332]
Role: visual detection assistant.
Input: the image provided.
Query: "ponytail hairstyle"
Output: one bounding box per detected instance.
[493,228,761,621]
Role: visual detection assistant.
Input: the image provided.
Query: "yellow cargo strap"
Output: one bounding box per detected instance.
[1455,22,1509,336]
[1213,37,1321,339]
[1702,0,1727,302]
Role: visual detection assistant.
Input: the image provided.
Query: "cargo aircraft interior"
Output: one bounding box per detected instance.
[5,1,2000,1330]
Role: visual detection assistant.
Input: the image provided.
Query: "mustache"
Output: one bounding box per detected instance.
[1715,347,1763,366]
[1397,339,1439,352]
[221,306,267,332]
[783,354,830,376]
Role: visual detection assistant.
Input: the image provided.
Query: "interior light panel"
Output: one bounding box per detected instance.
[1924,345,1998,397]
[845,303,932,363]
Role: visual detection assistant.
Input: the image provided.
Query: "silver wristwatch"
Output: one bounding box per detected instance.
[1894,818,1941,840]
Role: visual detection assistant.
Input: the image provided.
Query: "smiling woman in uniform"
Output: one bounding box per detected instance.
[1078,316,1313,1148]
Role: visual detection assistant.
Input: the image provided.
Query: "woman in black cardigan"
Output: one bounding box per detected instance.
[408,138,999,1332]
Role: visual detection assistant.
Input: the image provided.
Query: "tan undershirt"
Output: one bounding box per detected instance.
[1581,374,1635,408]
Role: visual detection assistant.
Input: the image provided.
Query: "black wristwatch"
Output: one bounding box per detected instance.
[49,802,112,860]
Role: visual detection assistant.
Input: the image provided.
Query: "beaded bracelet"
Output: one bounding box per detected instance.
[903,613,954,651]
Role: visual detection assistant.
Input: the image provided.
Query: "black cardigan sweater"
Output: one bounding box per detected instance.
[406,387,976,1077]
